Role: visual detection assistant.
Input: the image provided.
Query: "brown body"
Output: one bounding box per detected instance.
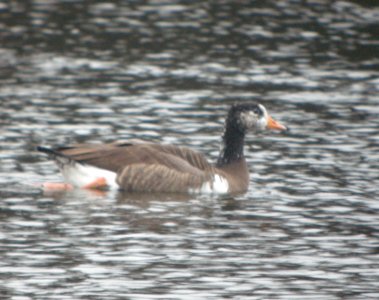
[47,140,249,193]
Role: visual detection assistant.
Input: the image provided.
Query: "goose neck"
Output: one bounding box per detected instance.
[217,122,246,167]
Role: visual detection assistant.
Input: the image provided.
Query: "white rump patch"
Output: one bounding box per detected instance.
[189,174,229,194]
[61,162,118,189]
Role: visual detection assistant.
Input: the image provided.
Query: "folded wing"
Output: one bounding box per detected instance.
[49,141,215,192]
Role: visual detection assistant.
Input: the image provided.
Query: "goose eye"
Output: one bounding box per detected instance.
[253,107,262,116]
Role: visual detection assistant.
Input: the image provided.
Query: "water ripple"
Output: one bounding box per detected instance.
[1,0,379,299]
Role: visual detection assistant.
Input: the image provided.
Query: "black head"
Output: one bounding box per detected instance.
[226,103,285,133]
[218,103,286,166]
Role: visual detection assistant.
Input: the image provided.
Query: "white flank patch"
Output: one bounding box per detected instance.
[189,174,229,194]
[212,174,229,194]
[61,162,118,189]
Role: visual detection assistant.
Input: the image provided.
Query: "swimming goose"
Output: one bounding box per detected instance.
[37,103,286,194]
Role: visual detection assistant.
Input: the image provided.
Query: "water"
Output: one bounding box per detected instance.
[1,0,379,299]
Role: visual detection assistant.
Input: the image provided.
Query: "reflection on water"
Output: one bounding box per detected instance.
[1,0,379,299]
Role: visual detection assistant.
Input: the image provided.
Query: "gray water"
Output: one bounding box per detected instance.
[1,1,379,299]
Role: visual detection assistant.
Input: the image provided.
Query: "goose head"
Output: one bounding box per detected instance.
[217,103,286,166]
[227,103,287,133]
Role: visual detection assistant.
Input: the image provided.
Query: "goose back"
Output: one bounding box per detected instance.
[55,141,213,174]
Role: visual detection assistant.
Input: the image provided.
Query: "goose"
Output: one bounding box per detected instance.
[37,103,286,194]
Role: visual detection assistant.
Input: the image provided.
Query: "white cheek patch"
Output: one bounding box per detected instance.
[257,104,269,130]
[257,116,268,131]
[240,111,257,128]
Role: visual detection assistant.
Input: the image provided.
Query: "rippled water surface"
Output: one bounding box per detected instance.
[1,1,379,299]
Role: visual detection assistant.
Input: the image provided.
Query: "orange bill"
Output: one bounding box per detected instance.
[267,116,287,131]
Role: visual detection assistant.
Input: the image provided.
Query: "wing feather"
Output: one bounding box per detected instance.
[117,163,211,193]
[53,142,213,173]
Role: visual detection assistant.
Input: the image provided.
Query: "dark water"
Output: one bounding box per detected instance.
[1,1,379,299]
